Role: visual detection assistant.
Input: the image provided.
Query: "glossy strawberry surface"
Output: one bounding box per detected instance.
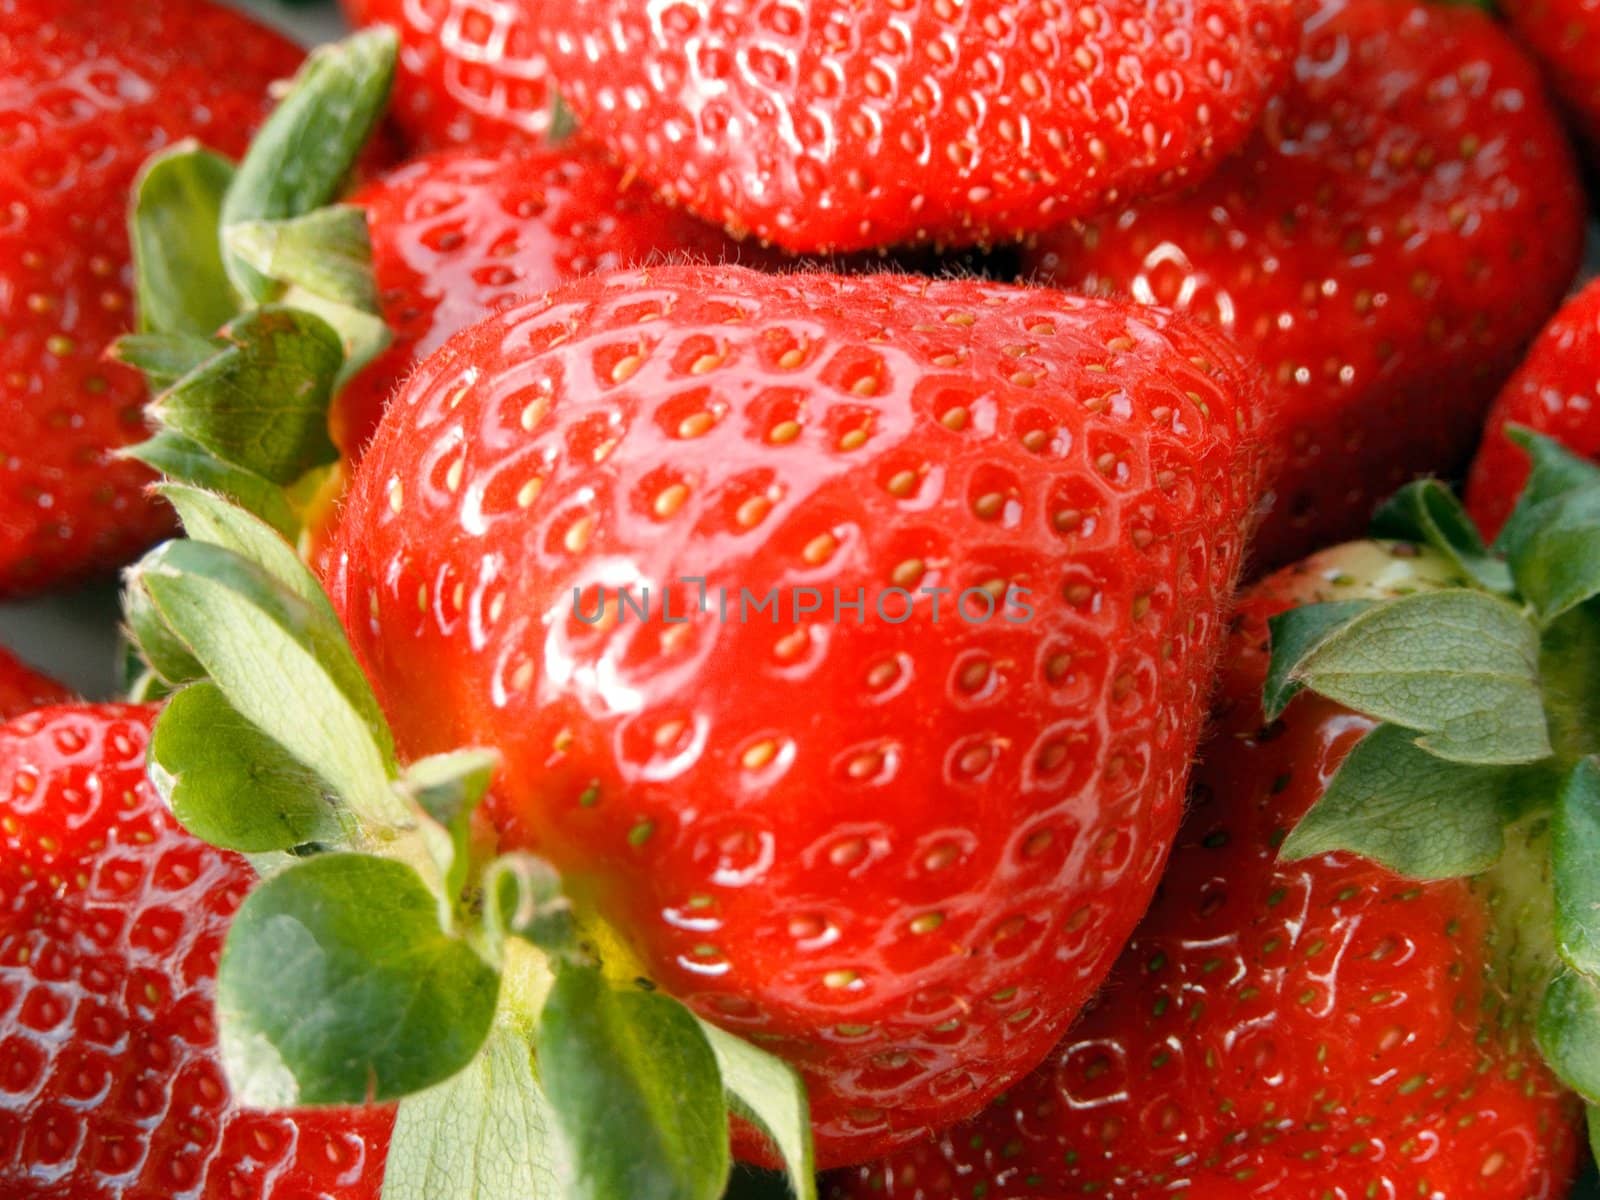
[1026,0,1585,569]
[327,264,1274,1165]
[830,542,1583,1198]
[1466,278,1600,541]
[1502,0,1600,148]
[531,0,1300,254]
[338,0,548,151]
[0,705,393,1198]
[0,0,306,597]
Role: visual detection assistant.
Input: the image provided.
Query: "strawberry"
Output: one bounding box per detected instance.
[529,0,1301,254]
[829,538,1586,1198]
[0,0,306,597]
[0,647,70,720]
[1025,0,1586,569]
[307,262,1276,1167]
[1500,0,1600,148]
[0,703,393,1197]
[1465,278,1600,542]
[338,0,549,151]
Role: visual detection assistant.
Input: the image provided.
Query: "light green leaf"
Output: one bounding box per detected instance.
[1496,426,1600,554]
[122,433,299,539]
[123,567,206,687]
[696,1020,816,1200]
[1369,479,1512,594]
[1263,600,1377,721]
[1287,589,1551,765]
[1537,970,1600,1102]
[157,483,330,617]
[484,853,578,958]
[1554,759,1600,978]
[400,750,500,904]
[149,306,342,486]
[218,853,499,1106]
[129,143,239,338]
[112,332,223,389]
[133,538,401,826]
[1505,484,1600,626]
[538,965,731,1200]
[1279,723,1532,878]
[148,681,350,854]
[220,29,398,302]
[384,1021,567,1200]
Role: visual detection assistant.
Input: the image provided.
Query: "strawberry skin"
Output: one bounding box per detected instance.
[0,648,70,721]
[1026,0,1585,569]
[0,0,305,597]
[338,0,548,151]
[327,264,1275,1165]
[1501,0,1600,147]
[0,704,393,1198]
[830,542,1583,1199]
[530,0,1300,254]
[1466,278,1600,541]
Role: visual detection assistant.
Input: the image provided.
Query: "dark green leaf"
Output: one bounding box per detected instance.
[1496,426,1600,554]
[1587,1105,1600,1169]
[538,964,730,1200]
[133,538,401,826]
[1505,484,1600,625]
[122,433,299,539]
[484,852,577,958]
[1263,600,1377,721]
[149,306,342,486]
[111,332,223,389]
[1287,589,1550,765]
[129,144,239,338]
[1554,759,1600,977]
[696,1020,816,1200]
[217,853,499,1105]
[1369,479,1512,594]
[220,29,398,302]
[149,681,350,853]
[384,1021,566,1200]
[1278,723,1530,877]
[1537,970,1600,1102]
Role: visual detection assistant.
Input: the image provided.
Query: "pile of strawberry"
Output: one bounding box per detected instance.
[1,0,1599,1197]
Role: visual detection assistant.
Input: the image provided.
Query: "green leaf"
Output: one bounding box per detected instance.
[1279,723,1529,877]
[548,93,579,143]
[484,852,578,959]
[129,143,240,338]
[133,538,402,827]
[1263,600,1377,721]
[1496,426,1600,554]
[1505,483,1600,625]
[217,853,499,1106]
[111,332,223,389]
[696,1020,816,1200]
[157,483,330,617]
[537,964,731,1200]
[148,681,350,853]
[220,29,398,302]
[149,306,342,486]
[1537,970,1600,1102]
[1285,589,1551,765]
[123,568,206,687]
[1369,479,1512,594]
[1554,759,1600,978]
[384,1021,567,1200]
[400,750,500,904]
[1588,1105,1600,1169]
[122,433,300,539]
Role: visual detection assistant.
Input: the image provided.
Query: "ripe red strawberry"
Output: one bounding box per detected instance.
[0,647,70,720]
[1501,0,1600,147]
[1465,278,1600,541]
[829,540,1584,1199]
[1025,0,1585,569]
[530,0,1301,254]
[339,0,549,151]
[325,263,1275,1165]
[0,703,393,1197]
[0,0,306,597]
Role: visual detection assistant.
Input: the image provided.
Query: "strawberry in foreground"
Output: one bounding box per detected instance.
[0,0,307,597]
[0,648,71,721]
[1466,278,1600,542]
[531,0,1300,254]
[1500,0,1600,148]
[0,703,393,1197]
[1026,0,1585,569]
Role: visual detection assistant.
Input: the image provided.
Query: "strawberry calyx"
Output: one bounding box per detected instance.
[1266,427,1600,1155]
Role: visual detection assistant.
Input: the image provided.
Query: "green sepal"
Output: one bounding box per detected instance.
[484,852,579,959]
[122,434,300,539]
[400,750,500,906]
[1270,588,1551,765]
[148,681,351,854]
[147,306,343,486]
[112,332,223,389]
[1553,758,1600,978]
[1263,600,1377,721]
[537,964,731,1200]
[548,93,579,143]
[157,482,331,617]
[1504,481,1600,626]
[219,28,398,303]
[1495,426,1600,554]
[1369,479,1512,594]
[1587,1105,1600,1171]
[128,143,239,339]
[384,1021,567,1200]
[217,852,499,1106]
[1279,723,1555,878]
[130,538,401,827]
[1536,970,1600,1102]
[122,571,206,687]
[696,1019,817,1200]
